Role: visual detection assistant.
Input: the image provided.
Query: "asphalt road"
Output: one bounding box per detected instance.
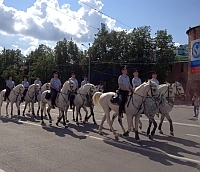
[0,102,199,172]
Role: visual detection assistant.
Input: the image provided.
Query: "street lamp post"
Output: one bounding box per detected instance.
[81,43,91,82]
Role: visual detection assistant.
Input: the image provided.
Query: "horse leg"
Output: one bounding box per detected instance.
[134,114,141,143]
[10,102,13,118]
[158,113,165,134]
[83,106,88,124]
[147,120,152,136]
[60,109,67,128]
[64,106,69,123]
[105,111,119,140]
[110,112,118,131]
[46,105,52,124]
[165,113,174,136]
[91,107,97,125]
[98,113,107,135]
[72,106,75,121]
[22,102,28,116]
[37,101,40,116]
[148,118,157,140]
[6,102,9,117]
[123,113,132,137]
[79,107,82,122]
[16,101,20,118]
[117,116,126,134]
[28,103,31,113]
[40,103,44,124]
[31,102,35,116]
[76,107,80,125]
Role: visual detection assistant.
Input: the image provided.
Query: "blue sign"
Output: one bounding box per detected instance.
[192,41,200,59]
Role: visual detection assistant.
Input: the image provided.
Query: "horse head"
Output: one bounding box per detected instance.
[14,84,25,95]
[62,80,76,93]
[82,84,96,97]
[172,81,185,101]
[34,84,41,95]
[94,84,104,93]
[146,80,160,102]
[45,83,50,90]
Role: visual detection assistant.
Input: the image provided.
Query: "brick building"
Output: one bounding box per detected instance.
[186,25,200,101]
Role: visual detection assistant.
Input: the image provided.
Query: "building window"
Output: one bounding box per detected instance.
[181,63,184,72]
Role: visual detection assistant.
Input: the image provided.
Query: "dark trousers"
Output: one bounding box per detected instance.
[69,93,75,107]
[51,88,58,106]
[21,88,28,101]
[4,87,11,101]
[118,89,128,117]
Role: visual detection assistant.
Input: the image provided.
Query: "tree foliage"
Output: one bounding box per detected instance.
[0,26,177,91]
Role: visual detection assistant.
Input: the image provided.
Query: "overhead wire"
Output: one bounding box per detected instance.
[41,2,99,31]
[79,1,133,29]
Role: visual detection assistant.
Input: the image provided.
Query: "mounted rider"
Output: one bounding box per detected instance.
[81,75,89,86]
[21,76,29,102]
[151,71,159,85]
[118,66,132,118]
[34,75,42,102]
[132,68,142,90]
[69,72,78,109]
[4,75,15,101]
[50,71,61,109]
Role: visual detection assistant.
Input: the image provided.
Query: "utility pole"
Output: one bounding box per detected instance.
[81,43,91,82]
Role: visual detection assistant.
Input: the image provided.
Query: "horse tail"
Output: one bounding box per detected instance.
[92,92,103,106]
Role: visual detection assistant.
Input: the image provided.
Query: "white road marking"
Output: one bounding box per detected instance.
[85,135,200,164]
[0,116,199,164]
[186,134,200,138]
[95,118,200,128]
[0,169,6,172]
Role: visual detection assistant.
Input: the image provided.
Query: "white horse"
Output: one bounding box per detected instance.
[157,81,185,135]
[36,83,50,116]
[0,84,25,117]
[92,81,160,142]
[73,84,104,124]
[131,81,185,137]
[41,80,76,127]
[65,84,96,125]
[22,84,41,116]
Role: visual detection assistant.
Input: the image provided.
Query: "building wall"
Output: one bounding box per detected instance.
[167,62,188,92]
[186,26,200,101]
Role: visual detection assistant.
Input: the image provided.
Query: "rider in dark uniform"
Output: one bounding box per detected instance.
[21,76,29,102]
[4,75,15,101]
[118,66,132,118]
[50,71,61,109]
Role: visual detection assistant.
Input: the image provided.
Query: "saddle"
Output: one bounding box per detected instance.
[45,92,51,100]
[110,90,122,106]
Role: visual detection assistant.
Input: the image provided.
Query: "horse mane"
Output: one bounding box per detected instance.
[135,82,146,91]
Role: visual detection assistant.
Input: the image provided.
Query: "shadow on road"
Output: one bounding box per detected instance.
[103,137,200,170]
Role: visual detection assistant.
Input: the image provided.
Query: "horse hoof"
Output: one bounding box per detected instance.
[115,135,119,140]
[159,130,164,134]
[123,131,129,137]
[148,135,153,140]
[170,132,174,136]
[73,119,75,121]
[99,131,103,136]
[49,120,52,124]
[41,121,44,125]
[83,121,86,124]
[94,122,97,125]
[28,110,30,113]
[45,114,47,117]
[66,120,69,123]
[137,139,142,145]
[22,114,25,117]
[56,122,59,126]
[76,122,79,126]
[139,126,142,130]
[64,125,68,128]
[37,113,39,116]
[132,128,135,132]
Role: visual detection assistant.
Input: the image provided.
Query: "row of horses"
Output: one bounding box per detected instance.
[0,80,186,143]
